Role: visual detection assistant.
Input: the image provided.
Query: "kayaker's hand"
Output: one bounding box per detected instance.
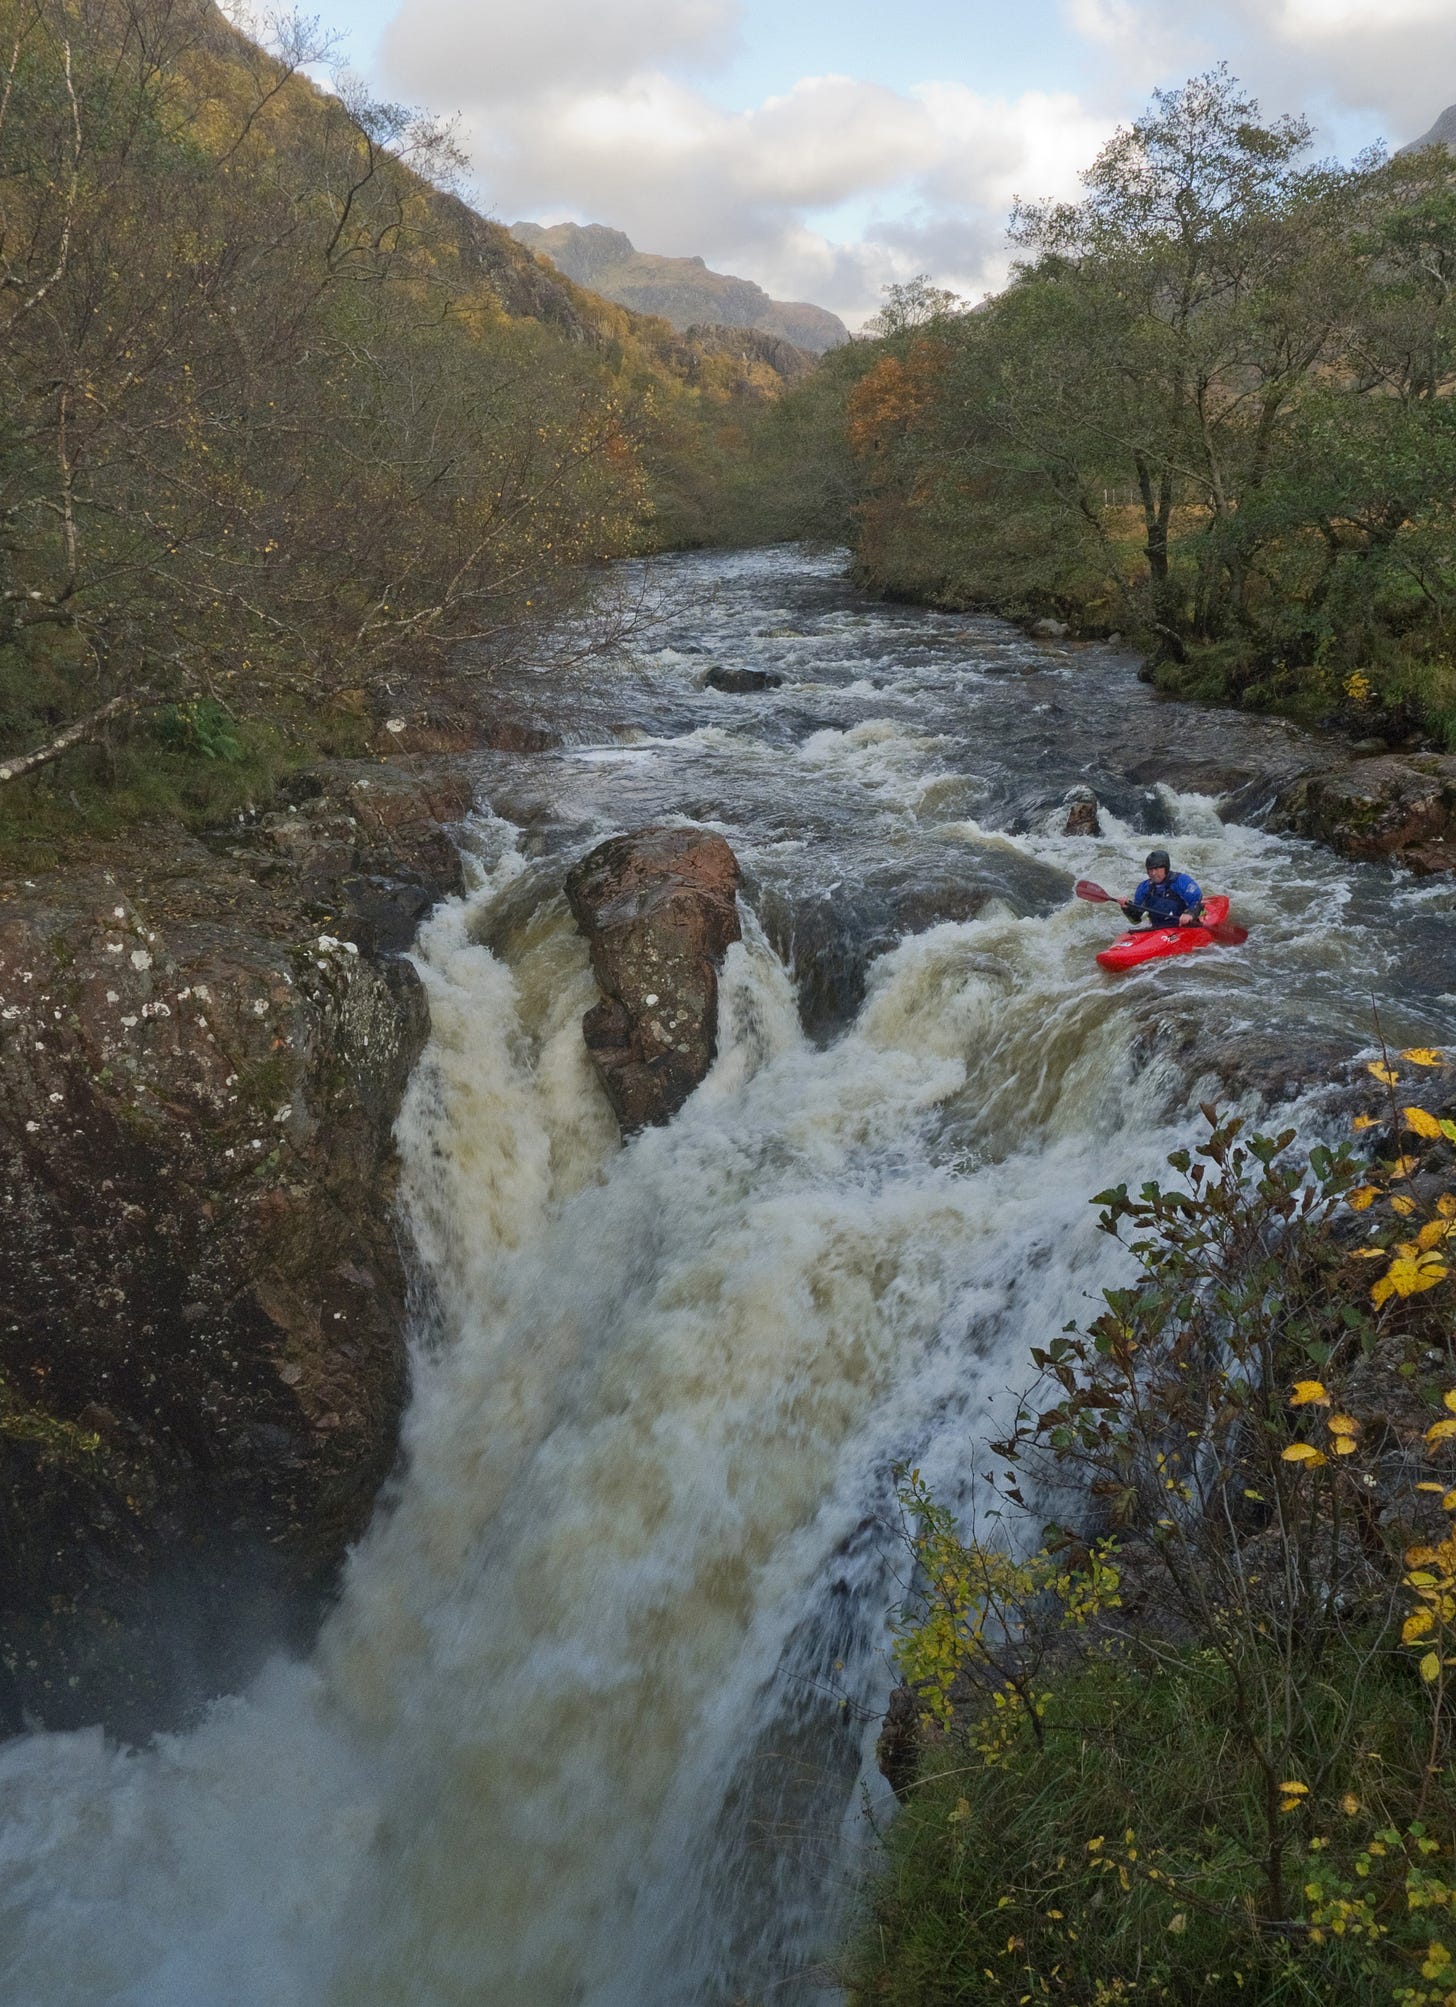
[1178,912,1196,926]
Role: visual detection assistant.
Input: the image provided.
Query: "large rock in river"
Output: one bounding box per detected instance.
[565,827,741,1132]
[1231,753,1456,875]
[0,765,467,1737]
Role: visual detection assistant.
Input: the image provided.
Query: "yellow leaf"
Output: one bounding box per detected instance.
[1368,1061,1401,1086]
[1401,1049,1445,1067]
[1328,1414,1361,1434]
[1347,1186,1381,1211]
[1428,1420,1456,1446]
[1392,1195,1419,1217]
[1407,1545,1440,1566]
[1290,1380,1330,1407]
[1341,1793,1361,1816]
[1331,1435,1358,1456]
[1381,1252,1448,1302]
[1404,1610,1436,1643]
[1438,1195,1456,1219]
[1391,1156,1420,1180]
[1353,1114,1380,1131]
[1405,1106,1445,1139]
[1418,1482,1447,1493]
[1418,1221,1455,1252]
[1282,1443,1327,1467]
[1421,1651,1442,1683]
[1445,1390,1456,1414]
[1349,1246,1386,1259]
[1279,1780,1308,1797]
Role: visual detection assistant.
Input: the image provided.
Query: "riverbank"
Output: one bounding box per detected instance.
[846,1072,1456,2006]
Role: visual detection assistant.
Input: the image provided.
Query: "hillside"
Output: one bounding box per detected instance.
[511,221,847,354]
[0,0,821,861]
[1402,101,1456,151]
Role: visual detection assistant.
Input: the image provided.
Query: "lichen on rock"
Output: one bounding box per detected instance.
[0,763,467,1736]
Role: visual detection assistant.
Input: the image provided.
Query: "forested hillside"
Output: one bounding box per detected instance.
[0,0,795,856]
[761,69,1456,749]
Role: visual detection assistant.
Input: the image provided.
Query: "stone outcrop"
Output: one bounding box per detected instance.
[564,827,741,1133]
[0,764,468,1736]
[510,220,847,354]
[705,666,783,694]
[1243,753,1456,875]
[1062,786,1101,837]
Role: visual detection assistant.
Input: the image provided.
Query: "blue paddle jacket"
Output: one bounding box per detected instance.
[1123,870,1203,927]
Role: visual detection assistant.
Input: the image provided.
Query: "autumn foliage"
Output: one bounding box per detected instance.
[0,0,795,826]
[854,1075,1456,2005]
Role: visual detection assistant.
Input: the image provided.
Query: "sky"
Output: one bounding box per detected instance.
[297,0,1456,328]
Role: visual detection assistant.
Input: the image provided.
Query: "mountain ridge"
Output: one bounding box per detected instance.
[1400,102,1456,152]
[511,221,847,355]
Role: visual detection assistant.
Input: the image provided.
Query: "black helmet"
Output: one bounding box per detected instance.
[1145,848,1171,872]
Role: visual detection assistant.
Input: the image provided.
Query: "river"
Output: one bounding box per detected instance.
[2,546,1454,2005]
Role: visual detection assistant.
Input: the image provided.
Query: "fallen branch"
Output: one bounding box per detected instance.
[0,690,152,785]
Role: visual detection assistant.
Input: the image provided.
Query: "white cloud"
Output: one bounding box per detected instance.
[1275,0,1450,34]
[376,0,1115,325]
[370,0,1456,332]
[1059,0,1456,137]
[380,0,740,102]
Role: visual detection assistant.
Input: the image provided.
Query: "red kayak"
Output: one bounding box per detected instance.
[1096,896,1232,974]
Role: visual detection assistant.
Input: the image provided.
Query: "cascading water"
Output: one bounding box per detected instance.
[2,548,1453,2006]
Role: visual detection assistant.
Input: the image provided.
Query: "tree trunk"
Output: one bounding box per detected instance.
[0,691,150,786]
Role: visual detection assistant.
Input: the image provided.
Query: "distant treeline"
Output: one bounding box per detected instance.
[734,68,1456,746]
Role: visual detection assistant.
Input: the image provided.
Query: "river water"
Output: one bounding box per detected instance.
[2,546,1454,2006]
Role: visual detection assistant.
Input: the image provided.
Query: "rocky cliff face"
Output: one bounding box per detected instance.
[0,762,471,1737]
[511,221,847,355]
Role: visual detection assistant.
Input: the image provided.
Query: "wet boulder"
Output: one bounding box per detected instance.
[753,847,1072,1039]
[565,826,741,1133]
[705,666,783,694]
[1062,786,1101,837]
[1250,754,1456,875]
[0,834,435,1737]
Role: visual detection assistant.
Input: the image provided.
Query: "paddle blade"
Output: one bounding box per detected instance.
[1074,879,1114,903]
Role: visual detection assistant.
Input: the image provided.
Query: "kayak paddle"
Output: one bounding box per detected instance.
[1074,878,1249,947]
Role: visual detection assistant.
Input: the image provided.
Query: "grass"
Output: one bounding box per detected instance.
[0,683,379,872]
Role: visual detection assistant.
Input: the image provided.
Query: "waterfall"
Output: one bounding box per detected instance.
[3,548,1450,2006]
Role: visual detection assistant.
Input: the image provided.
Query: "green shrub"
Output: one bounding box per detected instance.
[850,1093,1456,2005]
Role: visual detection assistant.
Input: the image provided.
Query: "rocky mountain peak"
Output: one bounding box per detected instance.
[510,219,847,355]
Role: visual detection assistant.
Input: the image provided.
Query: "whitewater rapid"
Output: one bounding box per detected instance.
[2,547,1452,2005]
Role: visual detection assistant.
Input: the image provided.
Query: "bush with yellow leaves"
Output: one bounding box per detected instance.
[850,1091,1456,2006]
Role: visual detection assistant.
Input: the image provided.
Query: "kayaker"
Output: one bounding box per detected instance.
[1120,850,1203,929]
